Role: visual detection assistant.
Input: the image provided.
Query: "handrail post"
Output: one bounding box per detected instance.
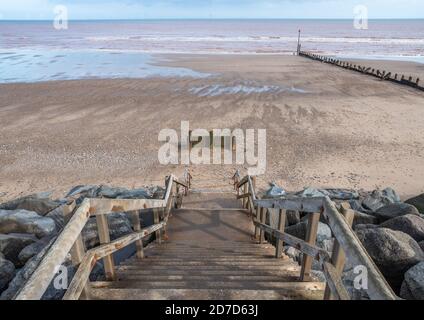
[96,215,116,281]
[324,203,354,300]
[153,208,162,244]
[130,211,144,259]
[275,209,286,258]
[243,183,248,208]
[64,202,90,299]
[300,212,320,281]
[254,206,260,241]
[260,207,266,244]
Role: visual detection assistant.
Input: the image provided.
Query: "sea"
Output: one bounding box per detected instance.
[1,19,423,83]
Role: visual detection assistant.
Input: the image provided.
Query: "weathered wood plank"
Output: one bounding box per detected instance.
[275,209,286,258]
[15,199,92,300]
[322,262,351,300]
[324,203,354,300]
[300,212,320,281]
[64,223,165,300]
[96,214,116,281]
[130,211,144,259]
[153,208,162,244]
[255,197,324,213]
[253,221,330,262]
[322,197,397,300]
[260,207,266,243]
[89,199,166,215]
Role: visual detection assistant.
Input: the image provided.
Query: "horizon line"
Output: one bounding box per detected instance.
[1,18,424,21]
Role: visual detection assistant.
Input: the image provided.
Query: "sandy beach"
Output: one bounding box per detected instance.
[0,54,423,201]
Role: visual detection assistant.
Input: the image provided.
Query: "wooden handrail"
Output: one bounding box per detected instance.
[14,174,188,300]
[235,173,398,300]
[63,222,165,300]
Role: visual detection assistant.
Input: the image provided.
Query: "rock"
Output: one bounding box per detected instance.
[82,213,132,249]
[149,186,166,199]
[353,210,378,227]
[66,185,99,198]
[45,202,76,230]
[405,194,424,214]
[285,221,332,245]
[264,183,286,198]
[320,238,334,252]
[356,228,424,290]
[297,187,327,198]
[375,203,420,222]
[324,189,359,201]
[349,200,372,214]
[18,237,52,265]
[419,241,424,252]
[100,186,151,200]
[296,188,358,200]
[0,236,55,300]
[0,194,60,216]
[0,233,37,266]
[400,262,424,300]
[0,209,57,238]
[0,255,15,293]
[354,224,378,232]
[380,215,424,242]
[284,246,301,263]
[362,188,400,212]
[286,210,300,226]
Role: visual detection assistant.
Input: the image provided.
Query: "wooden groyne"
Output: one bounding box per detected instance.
[299,51,423,92]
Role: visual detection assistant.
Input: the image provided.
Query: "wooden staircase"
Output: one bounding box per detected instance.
[88,191,325,300]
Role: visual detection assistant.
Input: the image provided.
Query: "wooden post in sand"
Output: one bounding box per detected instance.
[297,29,301,55]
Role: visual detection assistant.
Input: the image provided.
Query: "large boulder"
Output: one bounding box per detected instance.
[354,224,378,232]
[0,254,15,293]
[264,183,286,199]
[45,202,76,230]
[0,233,37,266]
[0,209,57,238]
[285,220,332,245]
[405,194,424,214]
[0,194,60,216]
[66,185,152,200]
[380,215,424,242]
[82,213,133,249]
[18,237,53,265]
[353,210,378,227]
[362,188,400,212]
[0,236,55,300]
[356,228,424,290]
[400,262,424,300]
[286,210,301,226]
[375,203,420,222]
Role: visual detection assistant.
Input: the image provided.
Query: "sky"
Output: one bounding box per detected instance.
[0,0,423,20]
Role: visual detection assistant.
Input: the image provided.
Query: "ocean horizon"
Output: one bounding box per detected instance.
[1,19,423,83]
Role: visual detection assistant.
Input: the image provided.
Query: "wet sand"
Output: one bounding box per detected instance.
[0,55,423,201]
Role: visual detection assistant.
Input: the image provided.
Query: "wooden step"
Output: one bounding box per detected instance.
[91,280,325,291]
[113,269,299,276]
[89,287,325,300]
[115,275,301,282]
[117,265,300,272]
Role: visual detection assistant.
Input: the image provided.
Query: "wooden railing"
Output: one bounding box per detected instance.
[14,174,190,300]
[234,174,398,300]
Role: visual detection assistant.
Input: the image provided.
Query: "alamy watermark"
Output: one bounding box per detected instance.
[158,121,266,175]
